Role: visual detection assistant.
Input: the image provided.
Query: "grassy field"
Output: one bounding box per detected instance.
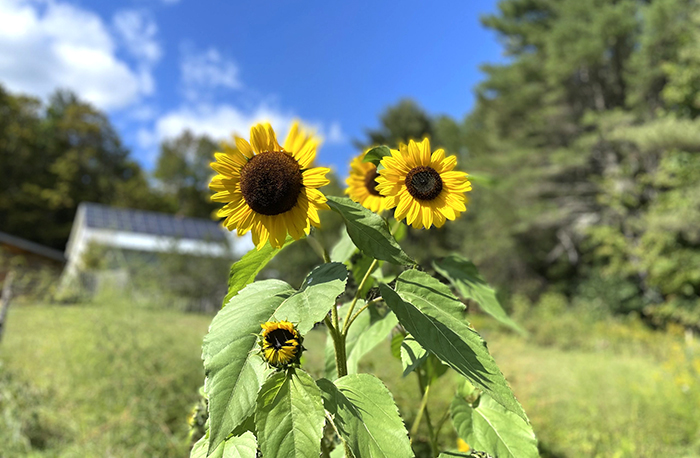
[2,300,700,457]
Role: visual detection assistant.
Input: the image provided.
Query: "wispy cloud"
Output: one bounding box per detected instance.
[180,45,241,101]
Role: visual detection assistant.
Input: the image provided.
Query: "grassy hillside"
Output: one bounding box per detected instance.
[2,301,700,457]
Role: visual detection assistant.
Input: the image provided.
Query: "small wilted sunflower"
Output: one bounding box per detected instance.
[345,150,390,213]
[209,122,331,249]
[259,320,304,368]
[376,138,471,229]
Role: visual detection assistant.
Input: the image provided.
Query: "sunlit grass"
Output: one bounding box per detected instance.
[2,299,700,457]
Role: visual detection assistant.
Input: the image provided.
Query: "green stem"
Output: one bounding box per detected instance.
[409,381,431,441]
[341,258,378,336]
[307,235,330,263]
[412,369,439,457]
[324,315,348,378]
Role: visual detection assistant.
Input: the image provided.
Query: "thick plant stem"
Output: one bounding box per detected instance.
[324,316,348,378]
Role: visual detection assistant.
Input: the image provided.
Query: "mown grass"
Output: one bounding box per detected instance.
[2,299,700,457]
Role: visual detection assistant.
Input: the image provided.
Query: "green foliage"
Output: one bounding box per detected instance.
[318,374,413,458]
[0,87,170,249]
[327,196,413,265]
[154,130,219,218]
[256,370,325,458]
[204,263,347,453]
[223,238,294,305]
[362,145,392,166]
[433,255,524,335]
[451,389,538,458]
[191,431,258,458]
[381,270,527,422]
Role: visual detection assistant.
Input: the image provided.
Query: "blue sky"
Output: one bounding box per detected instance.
[0,0,504,173]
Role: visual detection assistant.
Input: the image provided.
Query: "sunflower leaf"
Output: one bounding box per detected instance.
[330,227,356,263]
[223,236,295,307]
[190,431,258,458]
[433,255,526,335]
[400,335,428,377]
[256,369,325,458]
[204,263,345,454]
[362,145,392,166]
[317,374,413,458]
[451,392,539,458]
[327,196,414,266]
[379,270,528,422]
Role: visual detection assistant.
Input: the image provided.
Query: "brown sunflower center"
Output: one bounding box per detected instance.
[364,168,381,196]
[405,166,443,201]
[265,328,296,350]
[240,151,303,216]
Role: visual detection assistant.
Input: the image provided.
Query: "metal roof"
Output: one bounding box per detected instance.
[0,231,66,262]
[81,203,226,241]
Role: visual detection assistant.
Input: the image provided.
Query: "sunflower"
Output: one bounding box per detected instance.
[344,150,390,213]
[375,138,471,229]
[209,122,331,249]
[259,320,304,368]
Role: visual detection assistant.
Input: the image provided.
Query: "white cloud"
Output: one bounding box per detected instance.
[326,121,346,144]
[150,103,293,144]
[113,9,161,65]
[180,45,241,100]
[0,0,156,110]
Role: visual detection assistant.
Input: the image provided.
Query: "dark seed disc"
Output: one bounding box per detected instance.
[364,168,381,196]
[240,152,303,215]
[405,166,443,201]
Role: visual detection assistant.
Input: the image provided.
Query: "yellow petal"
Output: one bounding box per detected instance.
[303,167,331,187]
[235,136,254,158]
[419,138,431,165]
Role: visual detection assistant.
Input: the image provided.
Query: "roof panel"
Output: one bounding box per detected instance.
[81,203,226,241]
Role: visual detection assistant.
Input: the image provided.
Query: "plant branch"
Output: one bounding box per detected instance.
[341,258,378,336]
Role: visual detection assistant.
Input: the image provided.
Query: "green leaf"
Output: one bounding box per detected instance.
[317,374,412,458]
[390,332,405,359]
[451,393,539,458]
[204,264,345,453]
[379,270,527,422]
[330,227,357,263]
[346,306,398,375]
[325,302,398,380]
[256,369,325,458]
[400,335,428,377]
[283,262,348,334]
[362,145,392,166]
[433,255,525,335]
[223,237,295,306]
[190,431,258,458]
[327,196,413,266]
[204,280,292,454]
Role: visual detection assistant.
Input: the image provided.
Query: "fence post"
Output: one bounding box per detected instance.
[0,271,16,343]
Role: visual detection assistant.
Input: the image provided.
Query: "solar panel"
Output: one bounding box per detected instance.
[81,203,226,241]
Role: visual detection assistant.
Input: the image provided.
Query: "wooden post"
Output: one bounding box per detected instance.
[0,271,15,343]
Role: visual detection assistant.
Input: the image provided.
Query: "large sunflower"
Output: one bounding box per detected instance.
[375,138,471,229]
[209,122,330,249]
[344,150,390,213]
[259,320,304,368]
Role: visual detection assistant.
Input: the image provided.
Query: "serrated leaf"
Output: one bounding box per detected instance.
[256,369,325,458]
[204,264,346,453]
[325,302,398,380]
[433,255,525,335]
[400,335,428,377]
[362,145,392,166]
[223,237,295,306]
[327,196,413,266]
[318,374,412,458]
[379,270,527,422]
[190,431,257,458]
[330,227,357,263]
[451,393,539,458]
[283,262,348,334]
